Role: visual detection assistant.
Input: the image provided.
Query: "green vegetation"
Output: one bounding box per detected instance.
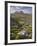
[10,14,32,40]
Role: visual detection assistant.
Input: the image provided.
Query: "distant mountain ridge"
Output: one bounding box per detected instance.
[10,11,32,18]
[11,11,32,15]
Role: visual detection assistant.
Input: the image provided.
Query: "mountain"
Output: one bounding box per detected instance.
[10,11,32,18]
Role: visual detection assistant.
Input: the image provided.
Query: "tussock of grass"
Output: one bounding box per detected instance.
[10,14,32,40]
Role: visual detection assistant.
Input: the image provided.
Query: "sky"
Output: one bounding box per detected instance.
[10,6,32,14]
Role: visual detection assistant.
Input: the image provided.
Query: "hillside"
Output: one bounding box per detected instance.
[10,12,32,40]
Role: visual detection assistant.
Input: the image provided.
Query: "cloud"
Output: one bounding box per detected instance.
[10,6,32,14]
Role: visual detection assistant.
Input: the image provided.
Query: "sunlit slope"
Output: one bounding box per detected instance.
[10,12,32,40]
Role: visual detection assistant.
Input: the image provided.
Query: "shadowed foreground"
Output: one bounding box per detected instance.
[10,12,32,40]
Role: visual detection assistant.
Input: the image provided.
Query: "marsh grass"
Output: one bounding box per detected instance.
[10,14,32,40]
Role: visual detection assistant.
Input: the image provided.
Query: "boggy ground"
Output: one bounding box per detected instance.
[10,13,32,40]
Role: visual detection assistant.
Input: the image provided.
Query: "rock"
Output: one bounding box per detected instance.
[17,30,29,37]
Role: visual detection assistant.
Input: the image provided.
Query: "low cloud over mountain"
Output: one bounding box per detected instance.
[10,6,32,14]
